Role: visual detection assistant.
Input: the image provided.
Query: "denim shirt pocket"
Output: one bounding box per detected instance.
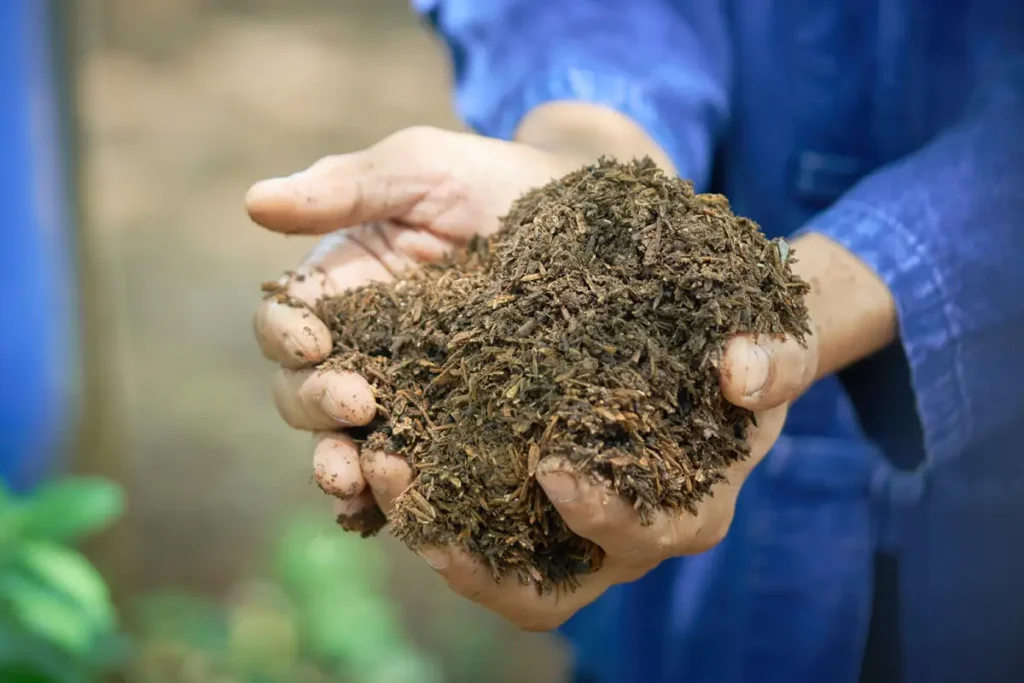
[790,150,874,211]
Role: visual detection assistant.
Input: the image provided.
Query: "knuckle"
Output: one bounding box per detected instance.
[308,154,346,174]
[391,125,441,145]
[706,516,733,548]
[654,528,682,558]
[693,508,735,553]
[382,126,443,157]
[647,515,688,559]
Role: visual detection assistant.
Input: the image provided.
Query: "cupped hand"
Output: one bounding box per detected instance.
[248,126,819,631]
[249,126,574,431]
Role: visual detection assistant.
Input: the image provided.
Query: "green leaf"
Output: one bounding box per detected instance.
[16,542,116,633]
[16,478,124,543]
[0,573,95,656]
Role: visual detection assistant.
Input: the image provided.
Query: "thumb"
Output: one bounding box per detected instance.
[719,333,819,411]
[245,127,442,236]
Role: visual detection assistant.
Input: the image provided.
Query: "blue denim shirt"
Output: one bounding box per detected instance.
[415,1,1024,681]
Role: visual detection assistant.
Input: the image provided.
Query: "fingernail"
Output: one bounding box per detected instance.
[539,471,579,504]
[743,343,771,398]
[322,389,355,426]
[250,177,289,196]
[418,548,449,570]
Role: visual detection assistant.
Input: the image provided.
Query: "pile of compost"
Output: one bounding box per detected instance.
[308,158,809,590]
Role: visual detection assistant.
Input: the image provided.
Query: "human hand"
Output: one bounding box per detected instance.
[247,125,579,519]
[247,125,820,631]
[248,125,577,418]
[351,332,818,632]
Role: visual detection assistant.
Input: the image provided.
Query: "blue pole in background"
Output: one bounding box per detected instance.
[0,0,76,491]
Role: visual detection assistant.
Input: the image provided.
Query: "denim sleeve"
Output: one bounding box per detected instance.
[801,62,1024,462]
[412,0,731,190]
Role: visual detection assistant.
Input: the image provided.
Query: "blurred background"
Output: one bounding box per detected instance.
[0,0,569,681]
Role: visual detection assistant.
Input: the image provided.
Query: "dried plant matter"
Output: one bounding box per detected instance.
[311,158,810,590]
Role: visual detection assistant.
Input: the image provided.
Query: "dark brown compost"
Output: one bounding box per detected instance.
[308,158,810,590]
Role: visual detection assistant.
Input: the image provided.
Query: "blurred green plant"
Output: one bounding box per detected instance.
[0,476,127,683]
[131,512,444,683]
[1,477,475,682]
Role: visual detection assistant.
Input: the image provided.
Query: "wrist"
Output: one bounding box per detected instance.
[789,233,898,379]
[515,102,677,174]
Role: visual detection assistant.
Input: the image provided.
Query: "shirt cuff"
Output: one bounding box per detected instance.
[465,65,712,190]
[797,199,972,461]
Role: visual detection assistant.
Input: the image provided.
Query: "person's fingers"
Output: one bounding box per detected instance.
[621,403,790,557]
[719,332,819,411]
[387,224,455,264]
[536,458,735,565]
[246,154,414,236]
[253,221,456,369]
[535,405,788,566]
[254,300,332,369]
[245,128,446,236]
[418,545,620,632]
[358,449,621,630]
[333,221,448,278]
[294,228,400,297]
[535,459,660,568]
[361,451,612,629]
[312,432,366,499]
[359,448,413,515]
[271,368,376,431]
